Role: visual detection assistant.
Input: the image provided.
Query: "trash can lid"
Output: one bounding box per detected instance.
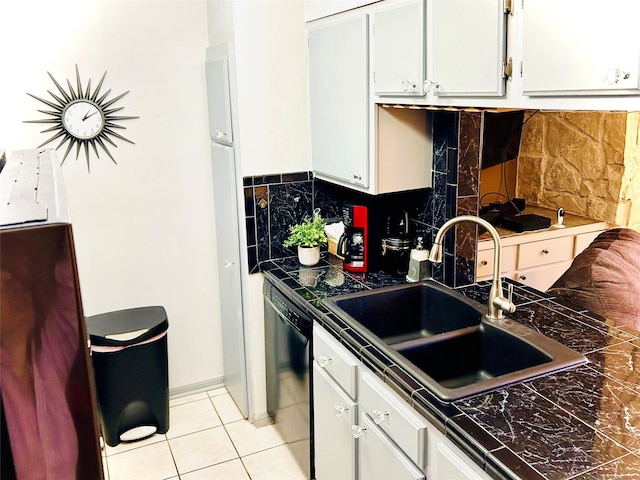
[86,306,168,346]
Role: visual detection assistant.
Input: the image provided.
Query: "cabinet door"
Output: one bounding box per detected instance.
[308,14,369,188]
[205,56,233,145]
[357,413,425,480]
[431,432,488,480]
[522,0,640,95]
[313,362,357,480]
[373,0,425,96]
[429,0,507,96]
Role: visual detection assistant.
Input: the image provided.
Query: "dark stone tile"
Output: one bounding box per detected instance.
[443,251,455,287]
[244,186,255,217]
[454,255,475,288]
[457,383,630,479]
[433,109,459,148]
[586,339,640,394]
[507,300,613,354]
[254,173,282,185]
[446,184,457,219]
[486,447,546,480]
[245,217,256,247]
[268,181,313,259]
[432,138,448,173]
[255,185,270,263]
[242,176,253,186]
[458,111,481,197]
[525,364,640,453]
[572,452,640,479]
[247,246,258,274]
[447,147,458,184]
[282,171,310,183]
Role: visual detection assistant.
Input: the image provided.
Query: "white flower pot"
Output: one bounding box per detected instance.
[298,246,320,266]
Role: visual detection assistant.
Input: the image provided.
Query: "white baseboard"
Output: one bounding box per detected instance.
[169,375,225,400]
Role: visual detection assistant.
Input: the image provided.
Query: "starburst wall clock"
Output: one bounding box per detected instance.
[25,65,139,171]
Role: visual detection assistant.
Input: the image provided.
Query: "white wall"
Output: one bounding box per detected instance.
[0,0,221,392]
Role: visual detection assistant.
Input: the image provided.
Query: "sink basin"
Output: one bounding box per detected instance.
[324,281,484,345]
[323,282,587,401]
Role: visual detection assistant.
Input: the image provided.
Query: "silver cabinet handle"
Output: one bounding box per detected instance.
[604,68,631,85]
[423,79,439,92]
[317,355,332,368]
[334,405,349,418]
[215,130,227,139]
[400,79,417,92]
[371,409,389,425]
[224,260,235,268]
[351,425,366,439]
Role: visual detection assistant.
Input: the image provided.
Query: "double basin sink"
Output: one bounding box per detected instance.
[323,281,587,401]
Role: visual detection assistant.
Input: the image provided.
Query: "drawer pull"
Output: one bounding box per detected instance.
[480,260,488,266]
[352,425,367,439]
[334,405,349,418]
[541,249,549,255]
[317,355,332,368]
[519,275,527,281]
[371,409,389,425]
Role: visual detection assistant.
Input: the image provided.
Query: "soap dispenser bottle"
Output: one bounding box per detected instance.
[406,237,430,282]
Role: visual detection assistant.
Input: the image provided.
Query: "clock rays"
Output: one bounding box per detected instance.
[25,65,139,171]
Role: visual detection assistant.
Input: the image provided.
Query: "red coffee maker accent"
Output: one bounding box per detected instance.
[337,203,369,273]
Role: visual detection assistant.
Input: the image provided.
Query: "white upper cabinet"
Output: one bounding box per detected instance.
[428,0,508,97]
[205,56,233,145]
[308,13,370,188]
[372,0,425,96]
[522,0,640,96]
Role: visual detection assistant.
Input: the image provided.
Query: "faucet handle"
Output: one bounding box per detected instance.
[493,295,516,315]
[507,283,513,304]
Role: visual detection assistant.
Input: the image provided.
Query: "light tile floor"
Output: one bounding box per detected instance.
[102,387,308,480]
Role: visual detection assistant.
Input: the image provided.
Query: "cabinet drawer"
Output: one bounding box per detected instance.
[517,236,574,270]
[476,245,516,278]
[575,230,605,256]
[512,260,573,292]
[313,323,359,398]
[359,370,428,468]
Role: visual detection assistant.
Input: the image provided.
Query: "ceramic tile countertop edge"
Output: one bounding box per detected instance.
[259,257,640,480]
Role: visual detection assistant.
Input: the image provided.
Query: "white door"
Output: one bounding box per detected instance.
[373,0,425,96]
[522,0,640,95]
[312,362,357,480]
[308,13,369,187]
[429,0,507,96]
[357,413,425,480]
[210,142,248,417]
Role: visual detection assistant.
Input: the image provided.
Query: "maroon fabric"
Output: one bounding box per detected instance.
[547,228,640,331]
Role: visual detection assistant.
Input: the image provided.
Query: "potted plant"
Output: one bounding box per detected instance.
[283,212,327,266]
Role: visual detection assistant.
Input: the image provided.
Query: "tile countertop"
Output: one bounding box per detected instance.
[260,255,640,480]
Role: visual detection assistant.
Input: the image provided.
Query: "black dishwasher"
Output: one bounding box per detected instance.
[263,277,314,479]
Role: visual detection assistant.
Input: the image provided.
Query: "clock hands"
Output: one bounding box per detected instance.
[82,109,98,121]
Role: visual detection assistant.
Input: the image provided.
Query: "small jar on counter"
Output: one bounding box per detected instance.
[381,237,411,276]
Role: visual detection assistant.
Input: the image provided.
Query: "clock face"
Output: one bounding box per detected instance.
[62,100,105,140]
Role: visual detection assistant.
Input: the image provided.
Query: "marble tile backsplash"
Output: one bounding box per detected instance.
[243,109,484,286]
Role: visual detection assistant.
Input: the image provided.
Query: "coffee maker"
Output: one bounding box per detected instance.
[337,203,369,273]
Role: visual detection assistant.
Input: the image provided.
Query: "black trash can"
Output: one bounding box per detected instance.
[86,306,169,447]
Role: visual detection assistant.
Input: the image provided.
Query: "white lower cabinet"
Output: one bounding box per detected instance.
[313,322,491,480]
[313,362,357,480]
[356,413,425,480]
[428,428,488,480]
